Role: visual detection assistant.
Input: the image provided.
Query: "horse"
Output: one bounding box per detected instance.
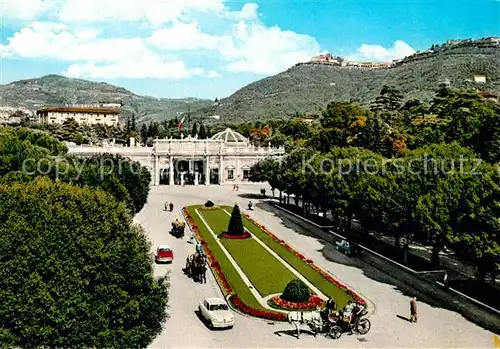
[185,253,207,283]
[287,310,323,338]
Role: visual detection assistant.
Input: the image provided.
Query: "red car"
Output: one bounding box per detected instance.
[155,245,174,263]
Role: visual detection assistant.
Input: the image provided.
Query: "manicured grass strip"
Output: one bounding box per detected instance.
[223,206,353,308]
[186,206,263,311]
[200,209,296,296]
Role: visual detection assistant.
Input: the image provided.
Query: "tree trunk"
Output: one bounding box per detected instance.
[279,191,283,204]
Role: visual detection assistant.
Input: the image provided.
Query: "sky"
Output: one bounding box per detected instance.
[0,0,499,100]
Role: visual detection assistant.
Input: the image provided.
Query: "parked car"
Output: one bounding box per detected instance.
[335,239,361,256]
[198,297,235,329]
[155,245,174,263]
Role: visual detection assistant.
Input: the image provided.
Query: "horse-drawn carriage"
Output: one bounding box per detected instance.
[184,251,207,283]
[171,219,185,238]
[287,300,371,339]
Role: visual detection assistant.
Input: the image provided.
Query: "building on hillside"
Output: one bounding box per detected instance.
[311,53,343,65]
[37,107,120,126]
[0,106,36,124]
[484,37,500,44]
[473,75,487,83]
[99,102,122,108]
[298,115,316,123]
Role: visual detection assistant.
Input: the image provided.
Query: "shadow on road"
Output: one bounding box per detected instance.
[238,193,266,200]
[396,314,412,322]
[273,329,318,339]
[193,310,233,331]
[252,201,469,312]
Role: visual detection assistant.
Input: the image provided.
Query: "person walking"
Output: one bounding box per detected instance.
[443,272,449,288]
[169,201,174,212]
[410,297,418,323]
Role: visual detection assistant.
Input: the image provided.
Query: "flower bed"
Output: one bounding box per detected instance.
[269,295,324,311]
[219,232,251,239]
[242,212,367,306]
[183,206,287,321]
[232,295,287,321]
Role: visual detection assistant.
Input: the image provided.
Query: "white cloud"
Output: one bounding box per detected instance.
[64,59,204,80]
[222,22,320,74]
[1,1,321,78]
[57,0,225,26]
[346,40,415,62]
[147,21,229,51]
[206,70,221,78]
[226,3,259,20]
[0,0,55,21]
[0,22,150,63]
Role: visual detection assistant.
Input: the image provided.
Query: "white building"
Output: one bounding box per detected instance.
[67,128,285,186]
[473,75,487,83]
[37,107,120,126]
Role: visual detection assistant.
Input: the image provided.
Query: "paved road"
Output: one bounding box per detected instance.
[135,184,495,348]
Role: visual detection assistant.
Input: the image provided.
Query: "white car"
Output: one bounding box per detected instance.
[198,297,235,329]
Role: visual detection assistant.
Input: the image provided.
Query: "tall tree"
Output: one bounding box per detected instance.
[370,85,403,113]
[140,123,148,144]
[0,178,169,348]
[191,122,199,136]
[320,101,367,147]
[227,204,244,236]
[199,123,207,139]
[126,116,131,134]
[131,114,137,132]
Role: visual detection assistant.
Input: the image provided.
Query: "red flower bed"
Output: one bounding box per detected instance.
[220,232,251,239]
[232,296,287,321]
[182,206,287,321]
[271,295,324,310]
[243,212,367,307]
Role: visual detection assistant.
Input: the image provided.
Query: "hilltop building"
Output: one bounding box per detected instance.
[37,107,120,126]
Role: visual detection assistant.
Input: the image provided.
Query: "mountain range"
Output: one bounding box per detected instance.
[0,74,212,124]
[1,38,499,124]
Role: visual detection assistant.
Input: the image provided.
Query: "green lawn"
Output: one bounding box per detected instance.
[188,205,353,310]
[200,209,296,296]
[186,206,265,312]
[223,207,353,308]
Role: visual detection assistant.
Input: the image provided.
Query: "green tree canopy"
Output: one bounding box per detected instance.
[0,177,168,348]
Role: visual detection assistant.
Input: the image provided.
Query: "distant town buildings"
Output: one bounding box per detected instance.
[63,102,122,109]
[0,106,36,124]
[304,37,500,70]
[37,107,120,126]
[473,74,487,83]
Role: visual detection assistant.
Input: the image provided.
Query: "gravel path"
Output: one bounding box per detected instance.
[136,184,495,348]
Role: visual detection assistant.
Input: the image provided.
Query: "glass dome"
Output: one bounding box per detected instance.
[210,128,248,144]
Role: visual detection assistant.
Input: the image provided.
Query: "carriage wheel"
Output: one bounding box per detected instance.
[356,318,371,335]
[327,326,342,339]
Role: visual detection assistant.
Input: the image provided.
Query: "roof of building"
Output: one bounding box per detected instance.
[37,107,120,114]
[210,128,248,144]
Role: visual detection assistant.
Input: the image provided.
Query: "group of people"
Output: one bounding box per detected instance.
[165,201,174,212]
[323,299,365,333]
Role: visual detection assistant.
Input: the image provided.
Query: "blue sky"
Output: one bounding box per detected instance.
[1,0,498,100]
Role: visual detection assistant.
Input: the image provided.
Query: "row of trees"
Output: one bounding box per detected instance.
[0,126,168,347]
[250,144,500,280]
[249,85,500,283]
